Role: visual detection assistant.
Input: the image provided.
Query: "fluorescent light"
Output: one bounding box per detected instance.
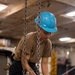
[66,11,75,17]
[0,4,8,11]
[66,39,75,43]
[59,37,75,43]
[59,37,71,41]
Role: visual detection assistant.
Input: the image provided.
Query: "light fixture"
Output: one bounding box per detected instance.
[0,4,8,11]
[67,51,69,55]
[66,11,75,17]
[59,37,75,43]
[59,37,71,41]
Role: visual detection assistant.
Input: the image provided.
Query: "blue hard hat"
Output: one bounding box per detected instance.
[35,11,58,32]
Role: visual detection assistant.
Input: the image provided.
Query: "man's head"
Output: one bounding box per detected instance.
[35,11,58,33]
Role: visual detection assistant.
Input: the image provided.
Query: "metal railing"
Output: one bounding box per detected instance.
[61,66,75,75]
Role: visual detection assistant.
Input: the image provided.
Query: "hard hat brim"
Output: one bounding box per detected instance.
[40,25,58,33]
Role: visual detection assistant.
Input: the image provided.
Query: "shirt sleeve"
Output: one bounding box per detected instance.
[14,36,34,60]
[42,39,52,57]
[14,36,24,60]
[24,37,33,55]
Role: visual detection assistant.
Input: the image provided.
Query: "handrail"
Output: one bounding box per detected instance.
[61,66,75,75]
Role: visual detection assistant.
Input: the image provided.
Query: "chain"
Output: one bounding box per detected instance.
[22,0,27,75]
[36,0,41,75]
[23,0,41,75]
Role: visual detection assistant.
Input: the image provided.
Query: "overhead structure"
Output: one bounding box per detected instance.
[56,0,75,7]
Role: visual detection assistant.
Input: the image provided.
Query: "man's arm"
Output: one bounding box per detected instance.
[41,57,49,75]
[21,51,36,75]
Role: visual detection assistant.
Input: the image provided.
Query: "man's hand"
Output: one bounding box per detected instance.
[21,52,36,75]
[29,69,36,75]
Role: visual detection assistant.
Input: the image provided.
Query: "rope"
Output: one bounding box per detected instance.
[50,50,57,75]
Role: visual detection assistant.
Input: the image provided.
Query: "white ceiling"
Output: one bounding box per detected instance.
[0,0,75,47]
